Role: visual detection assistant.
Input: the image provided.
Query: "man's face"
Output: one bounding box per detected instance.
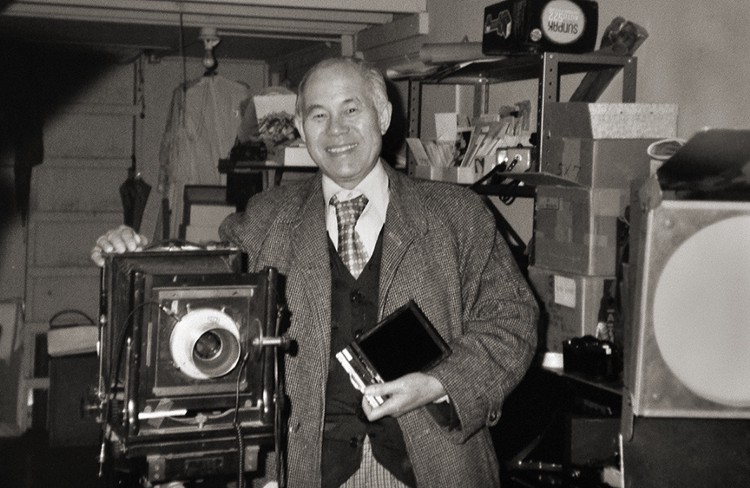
[295,63,392,189]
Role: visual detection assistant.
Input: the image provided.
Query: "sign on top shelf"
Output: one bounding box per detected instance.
[482,0,599,56]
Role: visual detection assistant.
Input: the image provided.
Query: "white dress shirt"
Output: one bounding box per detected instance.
[322,161,390,260]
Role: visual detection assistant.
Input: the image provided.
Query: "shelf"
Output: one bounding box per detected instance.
[471,183,536,199]
[542,366,623,397]
[405,51,638,194]
[218,158,319,173]
[412,51,634,85]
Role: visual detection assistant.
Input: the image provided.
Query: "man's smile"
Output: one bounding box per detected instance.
[326,143,358,154]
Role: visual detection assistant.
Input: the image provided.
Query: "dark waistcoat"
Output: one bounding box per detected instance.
[321,231,416,488]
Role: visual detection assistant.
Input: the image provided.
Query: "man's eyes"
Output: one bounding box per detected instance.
[306,105,360,120]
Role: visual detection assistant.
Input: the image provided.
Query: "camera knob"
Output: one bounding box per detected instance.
[80,386,103,420]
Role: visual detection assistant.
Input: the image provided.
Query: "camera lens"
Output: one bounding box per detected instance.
[170,309,242,380]
[191,327,240,378]
[194,331,222,360]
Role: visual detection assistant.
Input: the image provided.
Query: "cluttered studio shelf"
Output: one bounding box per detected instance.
[398,51,655,487]
[385,18,750,488]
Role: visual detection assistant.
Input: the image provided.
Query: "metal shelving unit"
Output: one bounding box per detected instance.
[406,51,637,178]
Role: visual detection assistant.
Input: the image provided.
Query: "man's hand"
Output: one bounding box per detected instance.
[361,372,446,421]
[90,224,149,267]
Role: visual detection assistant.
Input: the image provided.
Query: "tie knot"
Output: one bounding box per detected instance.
[330,194,369,227]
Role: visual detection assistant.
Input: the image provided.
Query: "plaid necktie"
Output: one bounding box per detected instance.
[330,194,369,278]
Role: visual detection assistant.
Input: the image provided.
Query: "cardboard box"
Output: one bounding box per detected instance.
[544,102,678,139]
[281,145,317,167]
[412,165,478,184]
[533,185,628,275]
[253,93,296,121]
[527,265,616,352]
[541,138,656,189]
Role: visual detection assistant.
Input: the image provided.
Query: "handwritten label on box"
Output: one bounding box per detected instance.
[553,275,577,308]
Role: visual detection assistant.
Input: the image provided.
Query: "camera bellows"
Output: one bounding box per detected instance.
[169,308,241,379]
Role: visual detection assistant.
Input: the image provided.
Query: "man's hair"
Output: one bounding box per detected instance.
[295,57,389,117]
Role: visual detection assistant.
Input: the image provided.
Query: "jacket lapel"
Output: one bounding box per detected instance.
[288,178,333,368]
[378,166,428,316]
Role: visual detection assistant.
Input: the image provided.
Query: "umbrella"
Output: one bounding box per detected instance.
[119,165,151,232]
[120,58,151,233]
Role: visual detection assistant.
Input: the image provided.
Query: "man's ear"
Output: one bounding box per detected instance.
[378,101,392,135]
[294,116,306,142]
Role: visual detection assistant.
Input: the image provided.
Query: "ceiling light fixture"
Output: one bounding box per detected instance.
[199,26,220,71]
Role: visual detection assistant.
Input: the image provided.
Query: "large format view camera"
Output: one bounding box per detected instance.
[93,247,288,485]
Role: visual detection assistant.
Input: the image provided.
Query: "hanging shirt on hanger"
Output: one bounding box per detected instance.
[158,74,249,238]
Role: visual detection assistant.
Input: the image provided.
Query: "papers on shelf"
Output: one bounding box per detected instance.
[407,100,534,184]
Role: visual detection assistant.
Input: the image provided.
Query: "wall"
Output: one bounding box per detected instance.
[0,165,25,300]
[0,56,267,296]
[597,1,750,135]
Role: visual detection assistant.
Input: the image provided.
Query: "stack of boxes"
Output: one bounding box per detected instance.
[528,102,678,353]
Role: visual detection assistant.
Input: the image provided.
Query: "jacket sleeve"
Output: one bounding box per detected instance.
[218,185,292,261]
[426,195,539,443]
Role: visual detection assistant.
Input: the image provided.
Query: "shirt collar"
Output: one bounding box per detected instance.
[322,160,389,221]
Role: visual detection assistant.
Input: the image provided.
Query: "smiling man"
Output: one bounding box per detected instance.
[92,57,538,488]
[294,58,391,190]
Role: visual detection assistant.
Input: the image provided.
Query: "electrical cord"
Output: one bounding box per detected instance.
[273,307,288,488]
[99,300,179,478]
[49,308,96,327]
[233,350,251,488]
[106,301,178,404]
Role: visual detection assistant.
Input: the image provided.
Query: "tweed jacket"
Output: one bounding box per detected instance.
[219,162,538,487]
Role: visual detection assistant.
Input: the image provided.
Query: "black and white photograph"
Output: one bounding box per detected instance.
[1,1,748,487]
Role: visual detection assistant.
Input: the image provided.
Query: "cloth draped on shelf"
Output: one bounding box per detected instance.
[158,73,249,238]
